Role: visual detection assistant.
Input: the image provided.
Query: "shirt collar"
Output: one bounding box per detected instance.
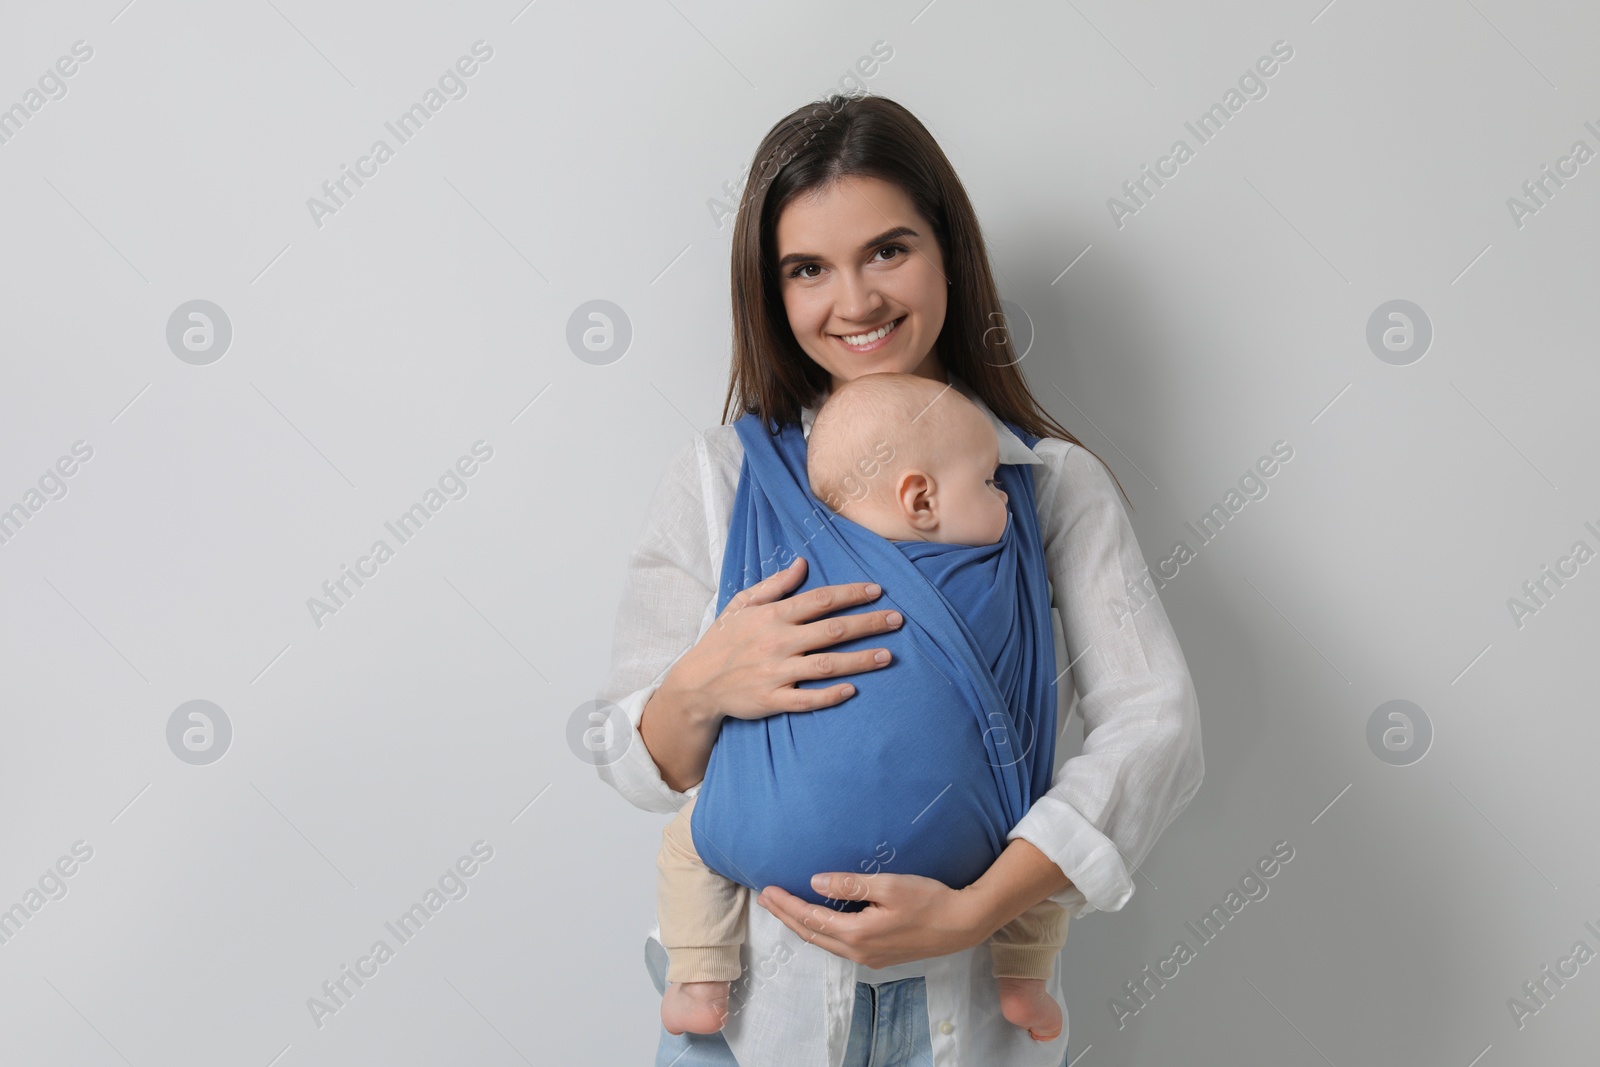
[800,372,1042,466]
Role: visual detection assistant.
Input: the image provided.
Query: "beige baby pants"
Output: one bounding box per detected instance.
[657,792,1070,983]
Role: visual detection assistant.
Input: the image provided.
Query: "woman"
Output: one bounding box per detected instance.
[596,93,1204,1066]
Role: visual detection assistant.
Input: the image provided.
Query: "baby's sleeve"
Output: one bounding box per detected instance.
[593,433,721,815]
[1005,438,1205,918]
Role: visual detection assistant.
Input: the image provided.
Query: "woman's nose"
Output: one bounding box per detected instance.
[837,273,884,319]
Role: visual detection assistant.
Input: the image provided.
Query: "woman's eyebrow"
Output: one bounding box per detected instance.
[776,226,920,270]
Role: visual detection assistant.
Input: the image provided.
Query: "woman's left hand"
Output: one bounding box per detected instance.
[755,871,989,969]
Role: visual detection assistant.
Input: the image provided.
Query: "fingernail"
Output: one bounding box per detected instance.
[865,583,881,596]
[874,650,890,664]
[887,611,903,627]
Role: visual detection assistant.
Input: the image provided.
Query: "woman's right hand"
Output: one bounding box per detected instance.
[662,555,904,725]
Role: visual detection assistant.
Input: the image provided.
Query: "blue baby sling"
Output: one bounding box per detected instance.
[690,409,1059,911]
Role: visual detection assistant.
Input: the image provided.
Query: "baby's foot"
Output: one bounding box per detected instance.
[997,976,1062,1041]
[661,979,732,1035]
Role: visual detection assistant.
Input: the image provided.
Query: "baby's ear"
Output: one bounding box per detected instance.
[896,472,937,528]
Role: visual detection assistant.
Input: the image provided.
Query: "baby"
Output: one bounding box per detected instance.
[658,371,1069,1041]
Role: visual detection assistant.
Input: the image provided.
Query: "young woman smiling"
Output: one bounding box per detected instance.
[596,92,1204,1067]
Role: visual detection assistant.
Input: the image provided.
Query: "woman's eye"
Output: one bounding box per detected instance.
[786,243,909,280]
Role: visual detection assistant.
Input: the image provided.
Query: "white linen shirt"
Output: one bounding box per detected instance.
[596,373,1204,1067]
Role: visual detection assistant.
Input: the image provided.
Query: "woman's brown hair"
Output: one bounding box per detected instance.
[718,91,1133,511]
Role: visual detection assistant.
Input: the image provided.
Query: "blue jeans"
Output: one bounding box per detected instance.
[653,975,1070,1066]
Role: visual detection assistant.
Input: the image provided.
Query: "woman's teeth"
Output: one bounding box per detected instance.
[838,317,902,347]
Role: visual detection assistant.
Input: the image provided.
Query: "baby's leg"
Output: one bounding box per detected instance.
[990,901,1071,1041]
[657,794,749,1035]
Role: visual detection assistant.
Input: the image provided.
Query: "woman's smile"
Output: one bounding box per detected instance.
[834,315,906,352]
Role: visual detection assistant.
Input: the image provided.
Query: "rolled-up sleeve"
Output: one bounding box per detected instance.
[594,433,720,815]
[1006,438,1205,918]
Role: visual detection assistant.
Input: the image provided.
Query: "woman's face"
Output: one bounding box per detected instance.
[774,175,950,393]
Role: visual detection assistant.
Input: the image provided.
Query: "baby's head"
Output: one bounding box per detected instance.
[807,372,1009,546]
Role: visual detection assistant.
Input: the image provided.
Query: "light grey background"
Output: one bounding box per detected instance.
[2,1,1596,1064]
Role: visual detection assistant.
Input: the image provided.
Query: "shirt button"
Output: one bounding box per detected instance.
[939,1021,954,1035]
